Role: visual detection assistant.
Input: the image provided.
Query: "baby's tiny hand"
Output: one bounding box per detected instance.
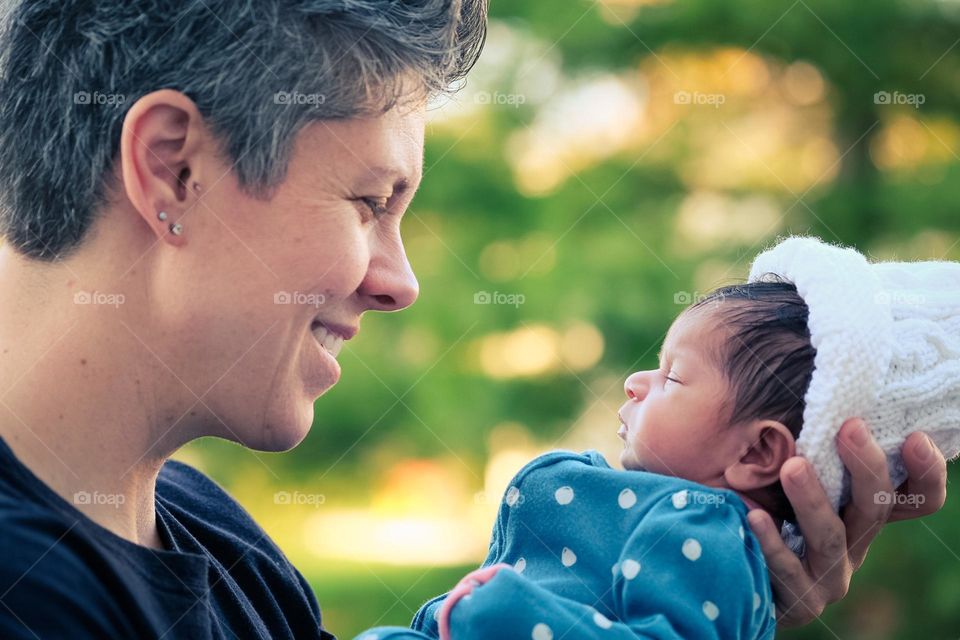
[438,563,512,640]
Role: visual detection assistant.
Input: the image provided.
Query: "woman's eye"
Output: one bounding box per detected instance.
[360,197,390,220]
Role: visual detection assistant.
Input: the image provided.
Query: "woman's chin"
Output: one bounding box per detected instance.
[233,425,307,453]
[243,401,315,452]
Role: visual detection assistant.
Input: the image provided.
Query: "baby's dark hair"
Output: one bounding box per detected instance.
[688,277,817,522]
[689,277,817,438]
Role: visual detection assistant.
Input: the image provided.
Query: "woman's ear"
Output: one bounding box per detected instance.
[119,89,206,245]
[724,420,796,491]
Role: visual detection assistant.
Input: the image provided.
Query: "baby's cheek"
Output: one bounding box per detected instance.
[635,413,690,474]
[632,423,669,469]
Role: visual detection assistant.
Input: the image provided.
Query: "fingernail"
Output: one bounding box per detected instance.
[915,433,933,462]
[848,420,869,447]
[789,461,809,486]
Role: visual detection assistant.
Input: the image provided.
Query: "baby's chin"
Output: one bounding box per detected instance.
[619,448,648,472]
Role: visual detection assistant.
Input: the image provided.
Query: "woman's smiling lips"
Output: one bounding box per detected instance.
[309,320,358,358]
[303,319,358,394]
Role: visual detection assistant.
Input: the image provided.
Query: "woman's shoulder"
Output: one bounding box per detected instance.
[157,458,239,506]
[156,459,324,624]
[156,458,274,544]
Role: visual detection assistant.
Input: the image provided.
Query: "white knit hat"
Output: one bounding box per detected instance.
[747,237,960,525]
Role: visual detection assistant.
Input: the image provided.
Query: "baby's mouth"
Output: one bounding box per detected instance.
[617,413,628,441]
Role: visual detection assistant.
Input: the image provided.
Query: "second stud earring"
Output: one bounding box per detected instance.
[157,212,183,235]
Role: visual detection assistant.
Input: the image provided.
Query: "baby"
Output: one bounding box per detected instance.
[353,237,960,640]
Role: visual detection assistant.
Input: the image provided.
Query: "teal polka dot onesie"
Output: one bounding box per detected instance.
[353,450,777,640]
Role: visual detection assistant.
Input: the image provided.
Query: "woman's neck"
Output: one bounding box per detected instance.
[0,246,184,549]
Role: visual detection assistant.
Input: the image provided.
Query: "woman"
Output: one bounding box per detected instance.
[0,1,946,638]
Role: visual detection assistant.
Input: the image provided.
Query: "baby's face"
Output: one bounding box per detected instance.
[618,306,744,485]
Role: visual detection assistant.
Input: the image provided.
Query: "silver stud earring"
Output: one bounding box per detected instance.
[170,222,183,236]
[157,211,168,221]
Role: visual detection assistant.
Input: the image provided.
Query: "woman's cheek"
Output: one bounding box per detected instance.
[302,232,371,298]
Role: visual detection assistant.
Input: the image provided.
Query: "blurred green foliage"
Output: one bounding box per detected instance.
[181,1,960,638]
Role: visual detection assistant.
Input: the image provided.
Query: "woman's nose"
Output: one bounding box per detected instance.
[358,233,419,312]
[624,370,651,401]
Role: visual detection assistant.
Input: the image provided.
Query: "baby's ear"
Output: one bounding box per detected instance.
[724,420,796,490]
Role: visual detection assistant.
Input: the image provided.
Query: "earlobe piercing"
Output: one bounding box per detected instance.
[157,211,183,236]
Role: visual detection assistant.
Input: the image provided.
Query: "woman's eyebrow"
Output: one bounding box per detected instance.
[351,169,421,205]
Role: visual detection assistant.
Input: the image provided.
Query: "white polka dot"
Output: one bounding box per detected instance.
[515,557,527,573]
[682,538,702,561]
[618,488,637,509]
[702,601,719,621]
[611,562,620,576]
[593,611,613,629]
[769,602,776,619]
[434,606,442,621]
[532,622,553,640]
[506,486,521,507]
[360,635,379,640]
[621,559,641,580]
[753,592,761,611]
[561,547,577,567]
[671,490,689,509]
[555,486,575,505]
[739,525,745,540]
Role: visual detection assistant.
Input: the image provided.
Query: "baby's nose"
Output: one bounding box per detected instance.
[624,371,651,401]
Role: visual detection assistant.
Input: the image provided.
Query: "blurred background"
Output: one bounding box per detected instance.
[175,1,960,638]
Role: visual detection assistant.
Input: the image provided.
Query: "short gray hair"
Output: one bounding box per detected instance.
[0,0,487,260]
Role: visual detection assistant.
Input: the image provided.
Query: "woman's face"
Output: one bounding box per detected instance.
[155,106,423,452]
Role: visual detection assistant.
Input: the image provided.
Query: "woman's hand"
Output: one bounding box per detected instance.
[747,418,948,628]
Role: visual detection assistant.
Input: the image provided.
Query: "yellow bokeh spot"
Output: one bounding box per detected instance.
[477,322,605,379]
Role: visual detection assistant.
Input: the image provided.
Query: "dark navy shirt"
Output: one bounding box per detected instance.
[0,435,336,639]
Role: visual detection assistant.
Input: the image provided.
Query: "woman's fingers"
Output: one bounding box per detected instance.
[747,508,819,627]
[779,456,852,602]
[836,419,894,569]
[759,420,951,628]
[889,431,947,522]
